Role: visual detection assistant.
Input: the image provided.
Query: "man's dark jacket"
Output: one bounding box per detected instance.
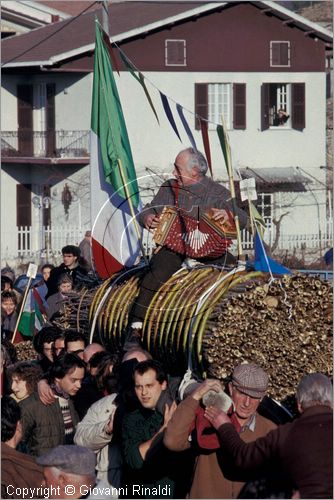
[20,391,79,456]
[46,263,87,298]
[1,443,44,498]
[217,405,333,499]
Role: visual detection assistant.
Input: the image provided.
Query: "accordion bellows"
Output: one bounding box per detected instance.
[153,206,237,258]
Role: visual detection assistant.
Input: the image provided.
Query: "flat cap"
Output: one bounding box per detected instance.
[232,363,268,398]
[37,445,96,476]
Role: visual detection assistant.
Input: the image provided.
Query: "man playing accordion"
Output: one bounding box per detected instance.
[126,147,248,345]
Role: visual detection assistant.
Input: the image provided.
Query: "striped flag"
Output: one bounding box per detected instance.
[90,22,142,279]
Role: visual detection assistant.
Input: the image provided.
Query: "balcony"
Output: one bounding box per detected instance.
[1,130,90,163]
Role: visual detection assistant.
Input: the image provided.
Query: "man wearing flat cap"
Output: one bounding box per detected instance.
[206,372,333,499]
[37,445,109,499]
[164,363,276,499]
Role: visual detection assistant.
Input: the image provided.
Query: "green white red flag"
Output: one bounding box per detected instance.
[90,22,142,278]
[17,288,44,337]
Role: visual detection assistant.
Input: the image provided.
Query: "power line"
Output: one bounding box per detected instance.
[2,1,99,67]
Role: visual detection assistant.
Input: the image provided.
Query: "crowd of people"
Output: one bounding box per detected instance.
[1,239,93,343]
[1,148,333,499]
[1,332,332,499]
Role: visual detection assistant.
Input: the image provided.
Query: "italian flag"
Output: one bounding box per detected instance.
[18,288,44,337]
[90,22,142,279]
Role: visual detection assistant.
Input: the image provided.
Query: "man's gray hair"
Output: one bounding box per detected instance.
[296,373,333,410]
[182,148,208,175]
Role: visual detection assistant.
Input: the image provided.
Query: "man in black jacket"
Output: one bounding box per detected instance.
[46,245,87,299]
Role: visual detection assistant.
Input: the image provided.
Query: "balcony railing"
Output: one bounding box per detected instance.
[1,130,90,158]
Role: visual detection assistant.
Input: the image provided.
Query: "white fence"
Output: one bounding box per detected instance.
[11,226,85,260]
[1,225,332,265]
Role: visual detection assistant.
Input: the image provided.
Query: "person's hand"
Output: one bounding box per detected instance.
[144,213,160,231]
[204,406,231,429]
[104,410,115,436]
[163,401,177,428]
[191,379,222,401]
[210,208,230,223]
[38,379,55,405]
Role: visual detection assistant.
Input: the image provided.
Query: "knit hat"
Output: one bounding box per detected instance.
[232,363,268,399]
[37,445,96,476]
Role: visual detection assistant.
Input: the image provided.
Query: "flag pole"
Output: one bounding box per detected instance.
[11,276,33,344]
[101,1,109,34]
[228,173,243,258]
[220,117,243,258]
[117,159,149,265]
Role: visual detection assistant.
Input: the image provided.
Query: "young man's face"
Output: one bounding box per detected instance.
[54,337,65,357]
[134,368,167,410]
[43,342,54,362]
[1,298,16,315]
[229,383,262,424]
[66,340,85,359]
[56,366,85,396]
[62,253,77,268]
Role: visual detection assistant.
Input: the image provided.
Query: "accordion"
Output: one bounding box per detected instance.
[153,206,237,258]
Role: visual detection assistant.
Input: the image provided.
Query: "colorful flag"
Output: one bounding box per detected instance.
[119,51,159,123]
[177,104,197,150]
[17,289,44,337]
[254,230,291,275]
[90,23,142,278]
[249,202,266,238]
[199,118,212,177]
[160,92,182,141]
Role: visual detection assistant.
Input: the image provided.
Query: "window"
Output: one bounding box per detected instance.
[17,184,32,227]
[165,40,186,66]
[270,41,290,67]
[261,82,305,131]
[195,83,246,130]
[257,193,273,229]
[209,83,231,129]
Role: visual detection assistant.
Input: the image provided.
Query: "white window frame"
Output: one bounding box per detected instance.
[270,41,291,67]
[269,83,291,128]
[165,39,186,66]
[208,83,232,130]
[258,192,273,231]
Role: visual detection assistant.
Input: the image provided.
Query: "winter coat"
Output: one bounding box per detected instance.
[217,405,333,499]
[164,396,276,499]
[1,443,44,499]
[20,391,79,456]
[74,393,121,493]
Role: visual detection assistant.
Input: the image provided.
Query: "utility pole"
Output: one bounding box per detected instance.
[102,1,109,35]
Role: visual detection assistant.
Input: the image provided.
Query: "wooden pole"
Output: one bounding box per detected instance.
[11,276,33,344]
[102,1,109,34]
[117,159,149,265]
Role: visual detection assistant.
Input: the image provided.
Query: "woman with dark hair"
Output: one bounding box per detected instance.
[1,291,19,339]
[9,361,42,403]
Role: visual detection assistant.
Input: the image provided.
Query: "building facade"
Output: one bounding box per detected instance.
[1,1,332,266]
